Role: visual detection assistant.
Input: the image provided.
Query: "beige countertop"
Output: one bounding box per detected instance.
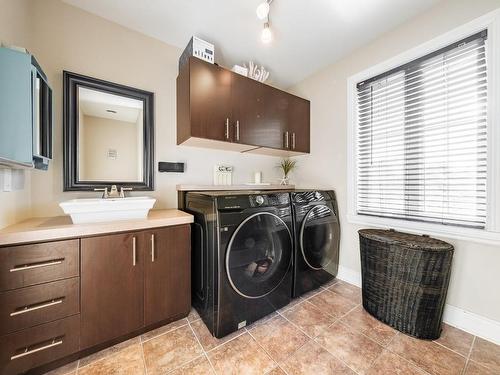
[176,184,294,191]
[0,209,193,246]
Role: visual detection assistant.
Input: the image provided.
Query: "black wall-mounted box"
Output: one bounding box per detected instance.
[158,162,185,173]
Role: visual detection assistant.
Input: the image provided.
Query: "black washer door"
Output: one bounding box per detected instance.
[300,204,338,270]
[226,212,292,299]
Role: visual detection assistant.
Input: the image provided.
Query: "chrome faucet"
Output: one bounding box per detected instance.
[120,186,132,198]
[94,185,132,199]
[108,185,120,198]
[94,187,109,199]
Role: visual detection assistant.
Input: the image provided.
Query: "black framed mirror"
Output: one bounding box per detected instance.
[63,71,154,191]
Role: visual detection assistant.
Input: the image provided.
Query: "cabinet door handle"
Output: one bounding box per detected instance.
[132,237,137,266]
[10,298,64,316]
[235,120,240,141]
[225,118,230,140]
[284,131,290,149]
[151,234,155,262]
[292,132,296,150]
[10,259,64,273]
[11,337,63,360]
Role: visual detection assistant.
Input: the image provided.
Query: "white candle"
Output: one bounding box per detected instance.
[254,171,262,184]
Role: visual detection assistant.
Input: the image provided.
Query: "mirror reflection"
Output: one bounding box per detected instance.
[77,87,144,182]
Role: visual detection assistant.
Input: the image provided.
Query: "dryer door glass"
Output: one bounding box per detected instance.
[300,204,339,270]
[226,212,292,299]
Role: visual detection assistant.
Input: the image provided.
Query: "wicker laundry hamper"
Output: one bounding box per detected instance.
[359,229,454,340]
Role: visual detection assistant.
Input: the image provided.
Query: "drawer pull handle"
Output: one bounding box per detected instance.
[132,237,137,266]
[10,259,64,273]
[11,337,63,360]
[151,234,155,262]
[10,298,65,317]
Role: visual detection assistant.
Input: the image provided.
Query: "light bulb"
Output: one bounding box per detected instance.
[256,1,270,20]
[261,23,272,44]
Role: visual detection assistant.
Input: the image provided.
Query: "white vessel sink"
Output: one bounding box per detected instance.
[59,197,156,224]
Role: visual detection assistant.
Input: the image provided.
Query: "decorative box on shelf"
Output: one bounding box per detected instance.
[213,165,233,185]
[179,36,214,72]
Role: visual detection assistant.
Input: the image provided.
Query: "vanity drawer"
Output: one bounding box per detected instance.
[0,239,79,291]
[0,314,80,375]
[0,277,80,335]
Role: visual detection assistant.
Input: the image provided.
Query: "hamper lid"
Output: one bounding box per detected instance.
[358,229,454,251]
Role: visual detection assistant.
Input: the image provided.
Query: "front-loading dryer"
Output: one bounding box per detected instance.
[291,190,340,298]
[185,191,293,338]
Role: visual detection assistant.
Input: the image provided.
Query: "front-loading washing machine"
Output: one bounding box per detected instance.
[185,191,293,338]
[291,190,340,298]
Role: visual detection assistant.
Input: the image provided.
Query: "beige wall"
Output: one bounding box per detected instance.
[0,0,33,229]
[291,0,500,322]
[80,115,140,181]
[27,0,283,217]
[2,0,499,325]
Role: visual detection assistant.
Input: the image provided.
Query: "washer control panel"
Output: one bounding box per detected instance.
[218,193,290,210]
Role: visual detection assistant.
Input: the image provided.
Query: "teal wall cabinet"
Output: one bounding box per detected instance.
[0,47,52,169]
[0,47,33,167]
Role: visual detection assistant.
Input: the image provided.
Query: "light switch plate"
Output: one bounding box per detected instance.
[2,168,12,192]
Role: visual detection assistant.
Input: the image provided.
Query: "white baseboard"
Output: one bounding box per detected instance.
[337,265,362,287]
[336,266,500,345]
[442,305,500,345]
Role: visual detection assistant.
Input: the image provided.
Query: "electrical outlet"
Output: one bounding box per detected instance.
[2,169,12,192]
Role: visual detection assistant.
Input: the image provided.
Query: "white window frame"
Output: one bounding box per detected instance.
[347,9,500,245]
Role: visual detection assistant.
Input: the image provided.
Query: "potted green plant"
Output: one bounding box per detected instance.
[278,158,297,185]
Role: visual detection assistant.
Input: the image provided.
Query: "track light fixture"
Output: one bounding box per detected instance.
[261,22,273,43]
[256,0,274,44]
[256,1,270,20]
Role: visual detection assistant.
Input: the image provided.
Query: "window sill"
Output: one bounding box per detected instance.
[347,214,500,246]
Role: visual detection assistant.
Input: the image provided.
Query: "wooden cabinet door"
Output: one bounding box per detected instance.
[189,58,232,142]
[81,232,144,349]
[288,95,310,153]
[144,225,191,326]
[232,74,289,149]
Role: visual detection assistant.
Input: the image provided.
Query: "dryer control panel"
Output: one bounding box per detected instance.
[217,192,290,210]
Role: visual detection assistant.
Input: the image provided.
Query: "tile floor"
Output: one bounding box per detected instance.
[45,280,500,375]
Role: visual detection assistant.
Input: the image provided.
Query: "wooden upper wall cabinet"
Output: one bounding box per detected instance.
[183,58,232,142]
[177,57,310,155]
[288,95,310,153]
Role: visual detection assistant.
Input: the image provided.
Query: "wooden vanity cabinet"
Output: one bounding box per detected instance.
[80,232,144,349]
[80,225,191,349]
[0,211,192,375]
[0,239,80,375]
[0,239,79,291]
[144,225,190,326]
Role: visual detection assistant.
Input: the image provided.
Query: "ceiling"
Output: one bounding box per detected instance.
[79,87,142,123]
[63,0,441,88]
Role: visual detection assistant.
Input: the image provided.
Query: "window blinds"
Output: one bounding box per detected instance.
[356,30,488,228]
